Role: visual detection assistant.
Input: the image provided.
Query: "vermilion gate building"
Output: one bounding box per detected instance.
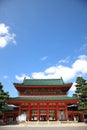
[6,78,84,122]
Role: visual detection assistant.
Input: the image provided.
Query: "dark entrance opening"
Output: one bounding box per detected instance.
[40,115,47,121]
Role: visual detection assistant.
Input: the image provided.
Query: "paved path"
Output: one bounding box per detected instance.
[0,122,87,130]
[0,126,87,130]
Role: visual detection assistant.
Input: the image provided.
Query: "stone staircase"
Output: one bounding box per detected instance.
[18,121,86,127]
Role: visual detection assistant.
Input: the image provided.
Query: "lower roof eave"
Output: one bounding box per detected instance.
[7,96,79,106]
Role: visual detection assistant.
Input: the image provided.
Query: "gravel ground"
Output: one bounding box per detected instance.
[0,126,87,130]
[0,122,87,130]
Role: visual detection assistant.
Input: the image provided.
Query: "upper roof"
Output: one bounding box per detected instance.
[21,78,65,86]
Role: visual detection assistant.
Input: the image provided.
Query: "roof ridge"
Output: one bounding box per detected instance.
[22,78,65,86]
[23,78,63,80]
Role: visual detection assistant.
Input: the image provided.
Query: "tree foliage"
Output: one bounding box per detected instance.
[0,83,9,114]
[74,77,87,113]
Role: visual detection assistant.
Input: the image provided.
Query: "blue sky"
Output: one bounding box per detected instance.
[0,0,87,97]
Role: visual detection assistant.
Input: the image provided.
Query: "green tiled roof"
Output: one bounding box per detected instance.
[9,96,79,101]
[22,78,65,86]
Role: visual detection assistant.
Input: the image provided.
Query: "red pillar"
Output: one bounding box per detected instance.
[65,105,69,121]
[38,103,40,121]
[81,113,84,122]
[56,106,58,121]
[13,113,16,121]
[46,103,49,121]
[28,104,30,121]
[3,113,6,123]
[18,106,21,116]
[72,113,74,121]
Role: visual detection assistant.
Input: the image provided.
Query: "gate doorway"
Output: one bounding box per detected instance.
[59,110,66,121]
[40,115,47,121]
[40,110,47,121]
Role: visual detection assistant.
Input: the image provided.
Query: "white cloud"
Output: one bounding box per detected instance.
[16,55,87,82]
[69,82,76,92]
[32,65,75,81]
[31,54,87,82]
[45,66,57,74]
[0,23,16,48]
[0,23,9,34]
[41,56,48,61]
[72,55,87,74]
[59,56,70,64]
[15,55,87,94]
[15,74,30,81]
[68,82,78,96]
[32,72,46,79]
[78,55,87,60]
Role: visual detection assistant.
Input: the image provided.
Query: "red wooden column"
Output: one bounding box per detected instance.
[13,113,16,121]
[81,113,84,122]
[56,103,59,121]
[65,105,69,121]
[18,105,21,116]
[3,113,6,123]
[46,102,49,121]
[28,103,30,121]
[37,103,40,121]
[72,113,74,121]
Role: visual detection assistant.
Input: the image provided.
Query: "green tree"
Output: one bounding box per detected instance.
[74,77,87,113]
[0,83,9,114]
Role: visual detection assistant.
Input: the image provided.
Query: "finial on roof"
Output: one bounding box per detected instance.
[60,77,64,84]
[24,77,26,80]
[60,77,63,80]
